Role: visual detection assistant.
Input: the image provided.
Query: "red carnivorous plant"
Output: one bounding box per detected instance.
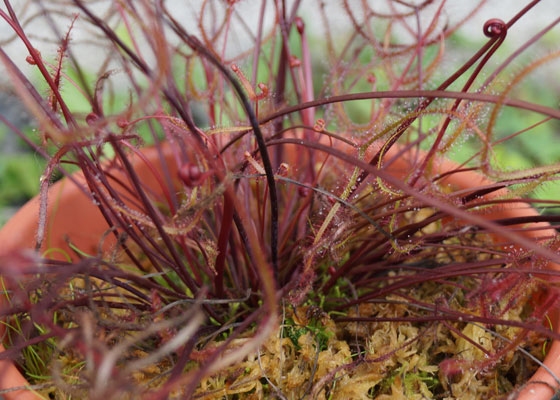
[1,0,560,399]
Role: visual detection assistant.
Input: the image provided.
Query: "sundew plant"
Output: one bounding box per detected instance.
[1,0,560,398]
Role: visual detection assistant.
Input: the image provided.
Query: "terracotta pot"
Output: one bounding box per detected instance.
[0,145,177,400]
[0,143,558,399]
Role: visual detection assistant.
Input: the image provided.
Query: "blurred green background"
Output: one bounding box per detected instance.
[0,93,44,226]
[1,18,559,227]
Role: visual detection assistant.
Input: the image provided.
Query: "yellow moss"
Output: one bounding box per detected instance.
[454,324,494,361]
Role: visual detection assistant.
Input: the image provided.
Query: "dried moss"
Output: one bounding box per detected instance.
[192,279,546,400]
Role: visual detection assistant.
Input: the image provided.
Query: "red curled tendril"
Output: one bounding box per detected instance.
[483,18,506,38]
